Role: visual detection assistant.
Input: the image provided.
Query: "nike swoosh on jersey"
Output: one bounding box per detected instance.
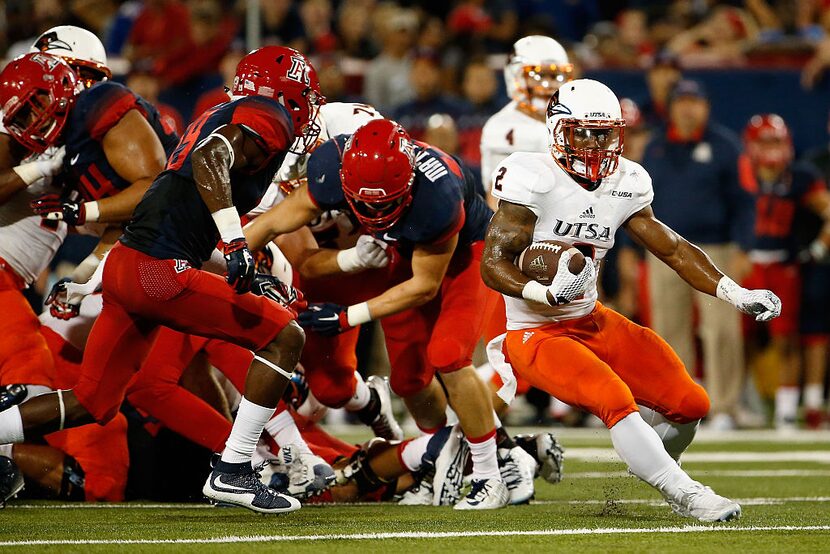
[70,153,80,165]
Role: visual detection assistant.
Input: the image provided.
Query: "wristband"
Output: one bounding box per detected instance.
[346,302,371,327]
[211,207,244,243]
[12,163,44,186]
[809,239,828,260]
[521,280,550,305]
[715,276,743,306]
[84,201,100,223]
[336,247,362,272]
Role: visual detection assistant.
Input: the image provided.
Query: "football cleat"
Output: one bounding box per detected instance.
[203,464,300,514]
[454,478,509,510]
[267,444,335,499]
[515,432,565,483]
[431,425,469,506]
[662,481,741,522]
[398,477,434,506]
[366,376,404,440]
[0,456,24,507]
[498,446,536,505]
[0,384,28,412]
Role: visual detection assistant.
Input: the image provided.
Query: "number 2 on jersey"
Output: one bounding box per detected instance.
[494,167,507,191]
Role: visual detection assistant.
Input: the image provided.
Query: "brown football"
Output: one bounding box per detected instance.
[517,240,586,285]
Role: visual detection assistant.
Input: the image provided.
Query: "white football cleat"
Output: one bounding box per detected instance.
[454,478,509,510]
[432,425,469,506]
[398,478,434,505]
[498,446,536,505]
[663,481,742,522]
[267,444,335,499]
[366,376,404,440]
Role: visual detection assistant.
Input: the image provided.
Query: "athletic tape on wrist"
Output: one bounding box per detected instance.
[715,275,743,305]
[211,207,244,244]
[347,302,372,327]
[84,201,100,223]
[252,355,294,380]
[336,247,362,272]
[12,163,44,186]
[521,280,550,305]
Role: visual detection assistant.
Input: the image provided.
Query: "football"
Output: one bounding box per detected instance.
[517,240,586,285]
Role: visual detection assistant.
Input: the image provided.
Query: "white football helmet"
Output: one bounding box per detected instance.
[30,25,111,88]
[504,35,573,117]
[545,79,625,187]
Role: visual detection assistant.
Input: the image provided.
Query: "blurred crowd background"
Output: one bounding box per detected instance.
[4,0,830,432]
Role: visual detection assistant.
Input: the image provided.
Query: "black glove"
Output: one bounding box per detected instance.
[297,302,351,336]
[251,273,307,313]
[45,277,81,320]
[223,238,255,293]
[31,194,87,225]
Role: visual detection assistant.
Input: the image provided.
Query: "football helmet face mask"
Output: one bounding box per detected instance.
[0,53,80,153]
[30,25,111,88]
[340,120,415,233]
[232,46,326,155]
[505,36,573,117]
[743,113,793,172]
[546,79,625,186]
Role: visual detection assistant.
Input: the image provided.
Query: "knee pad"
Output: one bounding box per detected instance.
[427,336,470,374]
[673,384,711,423]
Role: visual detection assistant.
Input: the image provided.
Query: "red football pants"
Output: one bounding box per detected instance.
[74,244,294,423]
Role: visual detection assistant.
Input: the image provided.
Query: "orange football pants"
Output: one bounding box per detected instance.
[0,261,54,387]
[504,303,710,428]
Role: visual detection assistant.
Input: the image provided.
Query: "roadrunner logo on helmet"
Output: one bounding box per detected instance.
[231,46,326,155]
[0,53,81,153]
[340,120,416,232]
[505,35,573,118]
[546,79,625,190]
[30,25,111,88]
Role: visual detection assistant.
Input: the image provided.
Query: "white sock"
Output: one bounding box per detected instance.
[0,406,25,444]
[264,410,313,455]
[775,386,800,422]
[0,443,12,458]
[400,434,431,472]
[803,384,824,410]
[221,397,275,465]
[610,413,696,495]
[638,405,699,462]
[344,373,371,411]
[468,432,501,481]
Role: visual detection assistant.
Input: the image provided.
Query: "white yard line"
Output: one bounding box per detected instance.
[1,525,829,546]
[506,427,830,444]
[569,469,830,478]
[531,496,830,507]
[567,449,830,463]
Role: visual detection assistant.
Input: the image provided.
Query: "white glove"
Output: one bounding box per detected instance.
[716,276,782,322]
[546,251,596,305]
[522,250,596,306]
[336,235,389,272]
[14,146,65,185]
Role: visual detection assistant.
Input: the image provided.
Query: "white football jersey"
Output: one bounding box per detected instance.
[492,152,653,329]
[39,293,102,352]
[480,101,548,192]
[0,179,67,283]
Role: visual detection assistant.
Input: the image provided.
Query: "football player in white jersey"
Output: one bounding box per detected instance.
[480,35,573,211]
[482,79,781,523]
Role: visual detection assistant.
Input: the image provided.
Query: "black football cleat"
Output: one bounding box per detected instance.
[203,463,301,514]
[0,455,24,507]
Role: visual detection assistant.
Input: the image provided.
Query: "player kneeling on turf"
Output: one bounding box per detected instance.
[481,79,781,523]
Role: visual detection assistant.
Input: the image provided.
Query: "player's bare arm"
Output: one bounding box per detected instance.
[244,182,322,251]
[273,226,344,278]
[366,234,458,319]
[95,110,167,222]
[481,200,538,297]
[624,204,781,321]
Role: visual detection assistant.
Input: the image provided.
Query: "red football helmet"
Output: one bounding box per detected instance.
[340,119,416,232]
[743,113,793,172]
[0,53,79,153]
[231,46,325,154]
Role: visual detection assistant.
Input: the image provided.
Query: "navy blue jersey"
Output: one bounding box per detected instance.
[121,96,294,265]
[739,156,826,258]
[63,81,179,201]
[307,136,492,255]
